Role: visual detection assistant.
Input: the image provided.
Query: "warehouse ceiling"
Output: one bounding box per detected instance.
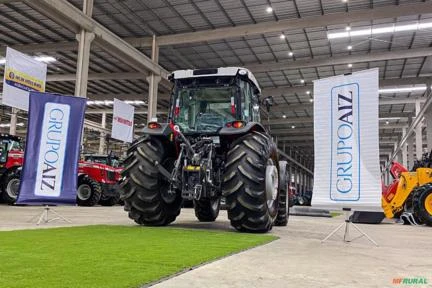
[1,0,432,166]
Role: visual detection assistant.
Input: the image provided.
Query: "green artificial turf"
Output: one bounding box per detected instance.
[330,211,343,217]
[0,225,277,288]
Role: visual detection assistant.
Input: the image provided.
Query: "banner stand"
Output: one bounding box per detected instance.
[28,205,72,226]
[321,208,378,246]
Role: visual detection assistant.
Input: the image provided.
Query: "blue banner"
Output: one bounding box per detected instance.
[17,92,86,205]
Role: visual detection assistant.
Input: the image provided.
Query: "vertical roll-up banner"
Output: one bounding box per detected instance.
[2,47,47,111]
[312,68,381,210]
[111,98,134,143]
[17,92,86,205]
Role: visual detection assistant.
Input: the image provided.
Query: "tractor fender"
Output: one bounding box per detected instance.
[219,122,266,136]
[77,173,88,182]
[142,123,172,137]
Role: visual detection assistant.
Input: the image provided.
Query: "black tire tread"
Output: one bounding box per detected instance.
[120,136,182,226]
[223,131,278,232]
[76,176,102,206]
[99,194,120,206]
[193,198,220,222]
[0,169,21,204]
[412,183,432,226]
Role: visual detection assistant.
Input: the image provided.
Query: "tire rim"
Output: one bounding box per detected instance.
[265,160,279,208]
[77,184,92,200]
[425,193,432,215]
[6,178,20,199]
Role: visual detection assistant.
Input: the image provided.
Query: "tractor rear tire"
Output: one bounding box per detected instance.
[1,169,21,204]
[193,197,221,222]
[413,184,432,226]
[99,194,120,206]
[120,136,182,226]
[76,176,102,206]
[223,131,279,232]
[275,161,289,226]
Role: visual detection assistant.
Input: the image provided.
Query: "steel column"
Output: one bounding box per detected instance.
[402,127,408,167]
[415,101,423,160]
[408,134,415,170]
[426,84,432,152]
[9,108,17,136]
[98,112,106,154]
[146,35,161,123]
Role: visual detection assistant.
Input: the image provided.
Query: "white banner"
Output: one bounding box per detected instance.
[112,98,134,143]
[312,68,381,210]
[2,47,47,111]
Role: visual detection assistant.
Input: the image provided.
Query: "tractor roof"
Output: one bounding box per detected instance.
[171,67,261,93]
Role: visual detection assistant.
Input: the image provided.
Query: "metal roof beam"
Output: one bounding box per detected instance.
[47,72,146,82]
[4,3,431,55]
[23,0,168,78]
[271,124,410,135]
[263,77,432,97]
[86,109,168,115]
[125,2,432,47]
[269,98,424,113]
[267,112,413,125]
[248,48,432,73]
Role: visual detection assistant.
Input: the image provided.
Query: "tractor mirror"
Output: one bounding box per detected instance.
[0,142,8,164]
[262,96,274,112]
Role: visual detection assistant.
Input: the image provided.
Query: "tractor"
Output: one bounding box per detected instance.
[120,67,290,232]
[0,134,24,204]
[382,158,432,226]
[77,154,122,206]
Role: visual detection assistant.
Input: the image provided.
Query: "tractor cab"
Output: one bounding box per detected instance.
[169,67,262,135]
[83,154,121,168]
[0,134,24,169]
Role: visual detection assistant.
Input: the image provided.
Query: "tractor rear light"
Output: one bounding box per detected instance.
[174,98,180,116]
[230,96,236,115]
[148,122,161,129]
[226,121,245,129]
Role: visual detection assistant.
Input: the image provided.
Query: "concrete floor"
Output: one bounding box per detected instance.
[0,205,431,288]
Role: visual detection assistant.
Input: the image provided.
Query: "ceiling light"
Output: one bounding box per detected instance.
[34,56,57,63]
[347,63,353,68]
[280,33,286,39]
[291,125,296,129]
[328,21,432,39]
[347,45,352,50]
[0,58,6,65]
[309,98,314,103]
[266,6,273,13]
[300,79,305,83]
[385,121,390,125]
[306,90,311,95]
[288,51,293,57]
[345,26,351,31]
[380,117,401,121]
[342,0,348,2]
[282,114,287,119]
[379,86,427,93]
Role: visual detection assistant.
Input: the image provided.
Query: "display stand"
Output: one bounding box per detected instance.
[29,205,72,225]
[321,208,378,246]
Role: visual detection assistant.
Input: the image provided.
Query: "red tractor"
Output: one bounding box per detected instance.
[0,134,24,204]
[76,154,122,206]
